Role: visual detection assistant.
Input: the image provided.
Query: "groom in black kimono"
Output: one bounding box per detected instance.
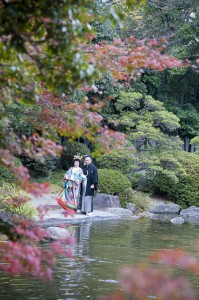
[81,155,98,215]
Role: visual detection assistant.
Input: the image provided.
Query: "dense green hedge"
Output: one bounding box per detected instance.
[98,169,132,207]
[60,141,91,169]
[20,155,58,178]
[96,151,134,174]
[147,152,199,208]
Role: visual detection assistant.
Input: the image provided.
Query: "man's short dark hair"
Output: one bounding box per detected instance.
[84,155,92,160]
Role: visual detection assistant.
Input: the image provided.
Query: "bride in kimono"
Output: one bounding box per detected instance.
[57,157,86,212]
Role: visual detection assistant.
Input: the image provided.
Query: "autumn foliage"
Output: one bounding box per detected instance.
[82,37,182,81]
[0,2,195,298]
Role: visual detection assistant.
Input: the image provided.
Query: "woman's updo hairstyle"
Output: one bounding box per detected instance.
[73,154,82,164]
[74,158,81,163]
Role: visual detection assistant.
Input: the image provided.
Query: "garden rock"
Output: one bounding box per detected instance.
[106,208,132,216]
[180,206,199,225]
[47,227,69,239]
[171,217,185,225]
[93,193,121,210]
[149,203,180,214]
[126,203,136,214]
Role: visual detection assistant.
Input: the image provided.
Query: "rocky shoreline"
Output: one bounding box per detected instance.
[1,193,198,241]
[29,193,199,227]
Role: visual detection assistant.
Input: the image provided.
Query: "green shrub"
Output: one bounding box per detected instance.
[0,158,22,185]
[60,141,91,169]
[127,189,151,212]
[98,169,132,207]
[129,172,142,189]
[97,150,134,174]
[147,151,199,208]
[20,155,58,178]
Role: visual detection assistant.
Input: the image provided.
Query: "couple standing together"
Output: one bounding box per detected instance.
[57,155,98,215]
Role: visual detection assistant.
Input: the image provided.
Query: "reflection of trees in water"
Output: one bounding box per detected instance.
[87,219,152,262]
[83,219,199,266]
[1,220,198,299]
[54,220,199,298]
[143,220,198,253]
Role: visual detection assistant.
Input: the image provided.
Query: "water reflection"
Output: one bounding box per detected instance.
[0,219,199,299]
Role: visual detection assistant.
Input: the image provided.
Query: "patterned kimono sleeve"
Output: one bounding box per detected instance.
[66,167,72,179]
[78,169,86,182]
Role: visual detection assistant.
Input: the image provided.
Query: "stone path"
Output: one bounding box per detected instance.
[29,193,177,227]
[29,194,122,226]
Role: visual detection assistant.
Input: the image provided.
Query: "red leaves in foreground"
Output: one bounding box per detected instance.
[120,265,196,300]
[151,248,199,274]
[0,241,53,280]
[101,246,199,300]
[101,265,196,300]
[25,182,51,197]
[0,218,75,280]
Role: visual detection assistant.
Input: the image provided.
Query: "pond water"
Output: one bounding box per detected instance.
[0,218,199,299]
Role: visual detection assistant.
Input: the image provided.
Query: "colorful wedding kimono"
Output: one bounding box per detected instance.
[57,167,86,212]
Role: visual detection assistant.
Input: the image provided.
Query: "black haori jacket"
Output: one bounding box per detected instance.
[83,163,98,196]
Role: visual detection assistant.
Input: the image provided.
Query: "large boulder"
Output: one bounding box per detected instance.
[93,193,121,210]
[149,203,180,214]
[47,227,69,240]
[180,206,199,225]
[171,217,185,225]
[106,208,132,216]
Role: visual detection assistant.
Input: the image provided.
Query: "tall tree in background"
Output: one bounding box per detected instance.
[116,0,199,143]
